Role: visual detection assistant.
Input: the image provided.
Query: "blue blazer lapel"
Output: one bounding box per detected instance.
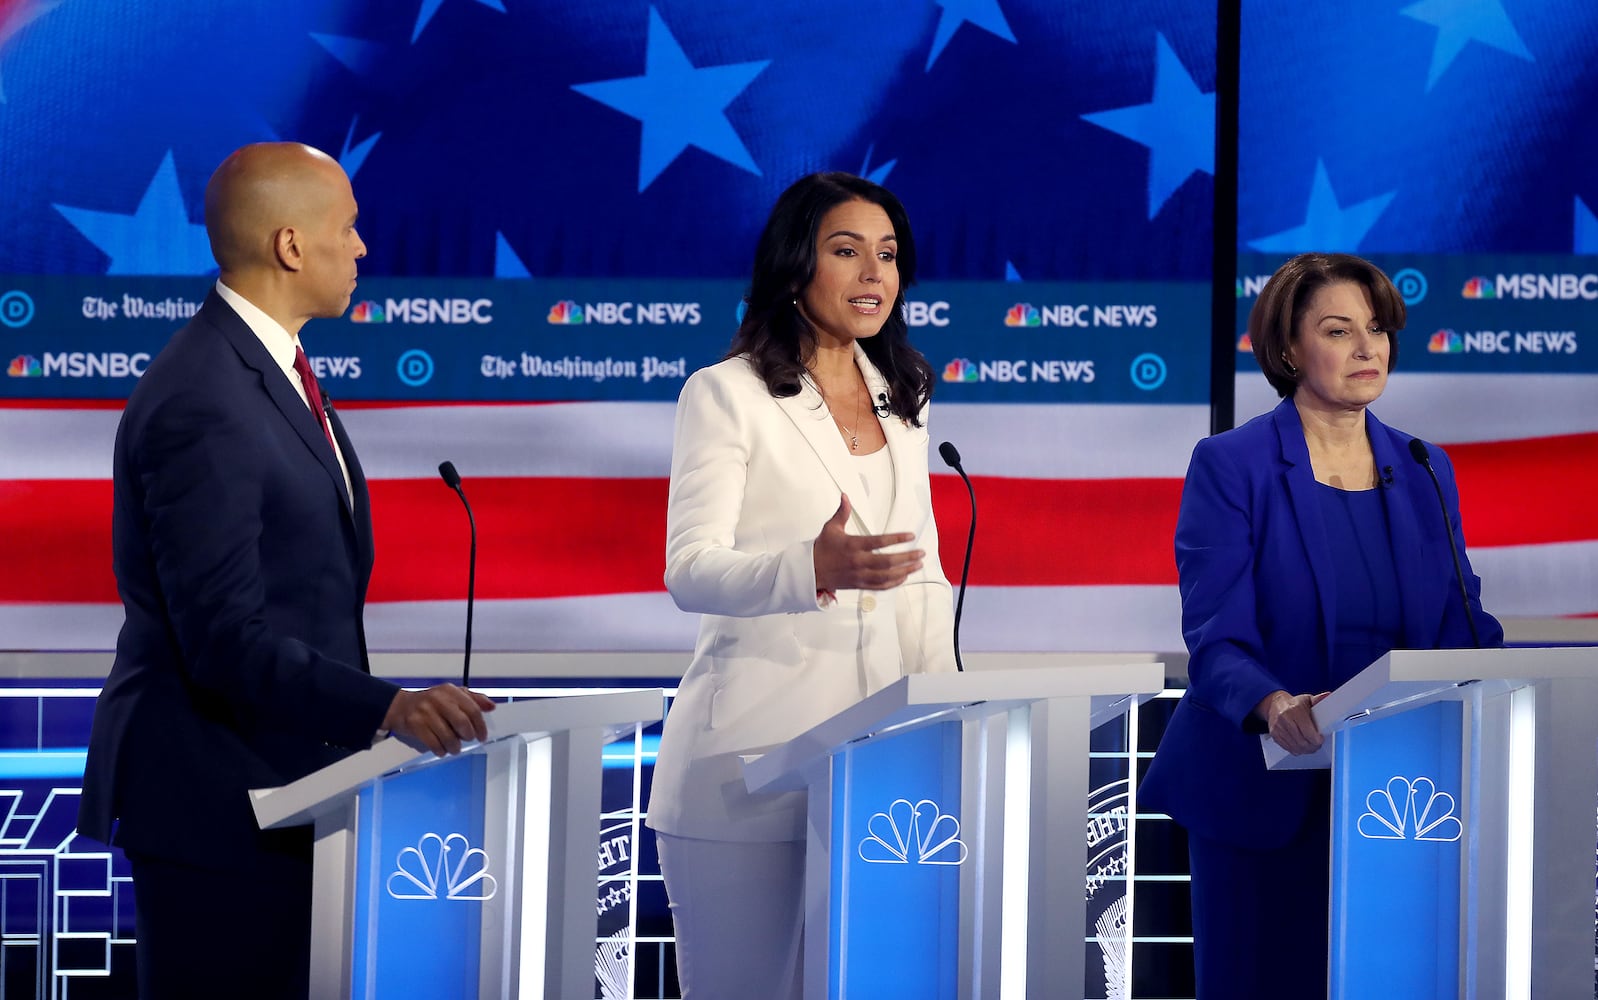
[1367,409,1434,647]
[1271,400,1338,659]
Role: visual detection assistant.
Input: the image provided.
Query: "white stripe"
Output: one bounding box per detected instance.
[1473,540,1598,618]
[7,373,1596,480]
[0,409,118,480]
[934,405,1209,478]
[1235,372,1598,443]
[3,566,1591,656]
[1,402,1210,480]
[342,403,678,479]
[0,587,1187,654]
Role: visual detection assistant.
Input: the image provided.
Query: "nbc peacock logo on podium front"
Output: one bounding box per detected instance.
[857,798,967,865]
[1356,776,1462,842]
[386,833,498,900]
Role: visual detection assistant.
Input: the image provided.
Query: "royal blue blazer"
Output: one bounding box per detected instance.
[1140,399,1502,848]
[78,292,399,867]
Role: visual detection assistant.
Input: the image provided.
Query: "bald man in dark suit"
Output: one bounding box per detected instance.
[78,143,494,999]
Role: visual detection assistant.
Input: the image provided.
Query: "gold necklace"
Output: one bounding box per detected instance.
[819,379,863,451]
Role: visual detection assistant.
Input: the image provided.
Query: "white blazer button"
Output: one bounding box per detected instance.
[860,595,877,612]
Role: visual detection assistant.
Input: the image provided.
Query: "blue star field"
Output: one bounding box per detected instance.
[0,0,1215,280]
[3,1,1593,279]
[1240,0,1598,255]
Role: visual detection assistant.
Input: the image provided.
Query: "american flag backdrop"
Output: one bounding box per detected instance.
[2,0,1596,659]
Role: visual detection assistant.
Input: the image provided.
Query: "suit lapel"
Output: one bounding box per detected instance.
[858,349,904,535]
[1367,411,1432,646]
[206,293,356,517]
[1272,400,1338,659]
[772,362,882,535]
[328,403,374,585]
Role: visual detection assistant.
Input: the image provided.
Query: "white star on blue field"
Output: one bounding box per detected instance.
[1081,33,1214,220]
[926,0,1016,72]
[412,0,504,45]
[1247,160,1395,253]
[1401,0,1532,91]
[53,152,214,275]
[1575,197,1598,254]
[571,6,769,193]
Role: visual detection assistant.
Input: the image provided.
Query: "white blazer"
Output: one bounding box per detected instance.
[646,348,958,842]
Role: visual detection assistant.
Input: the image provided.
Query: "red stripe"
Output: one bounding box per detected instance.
[933,475,1181,586]
[367,477,668,600]
[1448,433,1598,547]
[0,480,117,602]
[3,433,1594,604]
[0,476,1179,603]
[0,398,128,410]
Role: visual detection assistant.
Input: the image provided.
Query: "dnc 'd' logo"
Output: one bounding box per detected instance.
[1357,776,1461,842]
[387,833,498,900]
[857,798,967,865]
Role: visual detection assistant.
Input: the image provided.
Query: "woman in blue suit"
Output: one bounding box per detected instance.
[1139,252,1502,999]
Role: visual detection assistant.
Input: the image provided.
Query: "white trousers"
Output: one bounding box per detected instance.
[655,832,805,1000]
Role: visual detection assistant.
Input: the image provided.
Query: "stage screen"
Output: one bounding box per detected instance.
[1236,0,1598,621]
[1,0,1218,654]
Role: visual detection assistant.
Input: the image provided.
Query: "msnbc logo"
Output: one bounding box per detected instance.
[1004,303,1040,327]
[350,301,387,323]
[1236,332,1252,352]
[548,301,584,324]
[1461,277,1497,299]
[1428,329,1463,354]
[7,354,40,377]
[942,359,978,382]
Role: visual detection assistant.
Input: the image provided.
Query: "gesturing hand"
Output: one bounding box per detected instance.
[381,684,496,756]
[1257,690,1330,756]
[813,494,925,593]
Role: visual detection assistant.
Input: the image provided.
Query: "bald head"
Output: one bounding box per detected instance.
[203,143,366,330]
[204,143,349,274]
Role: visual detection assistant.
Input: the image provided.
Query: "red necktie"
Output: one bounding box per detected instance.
[292,346,336,450]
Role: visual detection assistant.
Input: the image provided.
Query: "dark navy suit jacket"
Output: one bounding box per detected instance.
[79,291,398,867]
[1140,399,1502,848]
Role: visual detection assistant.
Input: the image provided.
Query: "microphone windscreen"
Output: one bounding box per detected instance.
[1407,439,1430,465]
[938,441,962,469]
[438,460,462,489]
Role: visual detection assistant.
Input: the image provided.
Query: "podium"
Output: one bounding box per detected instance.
[250,689,664,1000]
[741,663,1164,1000]
[1262,647,1598,999]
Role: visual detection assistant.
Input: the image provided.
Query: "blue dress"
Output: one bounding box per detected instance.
[1185,482,1404,1000]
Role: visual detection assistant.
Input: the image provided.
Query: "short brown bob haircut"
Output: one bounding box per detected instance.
[1248,252,1406,398]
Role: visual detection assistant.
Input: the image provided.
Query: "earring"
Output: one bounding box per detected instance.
[1284,360,1298,376]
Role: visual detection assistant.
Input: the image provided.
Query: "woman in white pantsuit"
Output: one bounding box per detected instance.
[647,172,958,999]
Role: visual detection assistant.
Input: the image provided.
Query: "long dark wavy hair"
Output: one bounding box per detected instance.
[726,172,934,426]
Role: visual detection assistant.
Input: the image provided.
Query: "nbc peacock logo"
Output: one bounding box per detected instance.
[386,832,498,901]
[547,300,584,324]
[857,798,967,865]
[350,301,387,323]
[1236,331,1252,352]
[1461,277,1497,299]
[942,359,978,382]
[7,354,40,377]
[1004,303,1040,327]
[1428,329,1463,354]
[1357,776,1462,842]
